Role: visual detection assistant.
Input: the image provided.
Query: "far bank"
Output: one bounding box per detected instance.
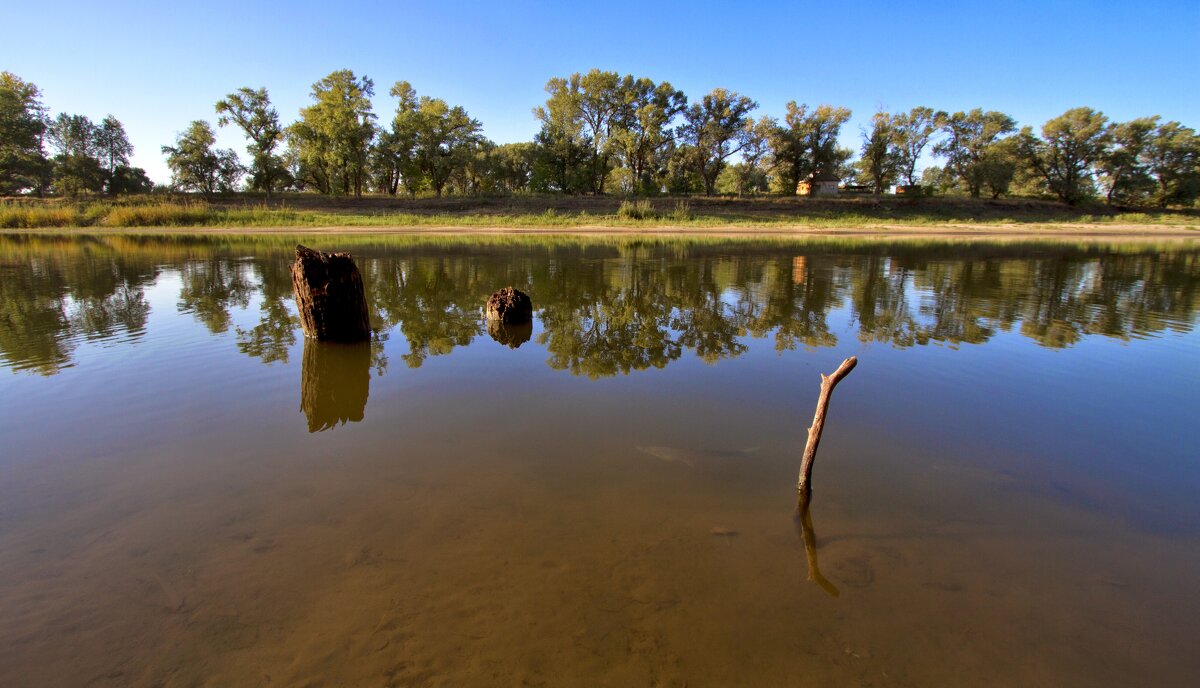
[2,194,1198,233]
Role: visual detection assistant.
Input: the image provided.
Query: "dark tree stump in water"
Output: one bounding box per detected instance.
[290,245,370,341]
[485,287,532,324]
[301,339,370,432]
[487,318,533,348]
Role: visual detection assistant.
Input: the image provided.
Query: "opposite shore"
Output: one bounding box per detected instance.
[1,195,1198,241]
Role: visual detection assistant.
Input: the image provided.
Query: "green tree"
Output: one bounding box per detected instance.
[857,111,900,196]
[288,70,376,196]
[216,87,288,197]
[719,115,774,195]
[663,142,701,193]
[934,109,1017,197]
[489,142,537,193]
[161,120,242,195]
[769,103,852,193]
[681,88,757,195]
[374,81,422,195]
[47,114,103,196]
[1141,121,1200,207]
[0,72,49,195]
[921,165,951,193]
[533,75,591,194]
[610,77,686,195]
[47,113,97,158]
[535,70,629,194]
[454,138,498,194]
[109,165,153,195]
[979,136,1020,199]
[892,106,938,186]
[94,115,133,192]
[408,86,484,197]
[532,83,590,193]
[1097,117,1157,205]
[1018,107,1110,205]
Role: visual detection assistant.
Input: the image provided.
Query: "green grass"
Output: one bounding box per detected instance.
[1,194,1197,230]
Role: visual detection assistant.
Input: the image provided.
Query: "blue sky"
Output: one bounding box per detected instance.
[4,0,1197,184]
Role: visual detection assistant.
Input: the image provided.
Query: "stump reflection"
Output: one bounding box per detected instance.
[486,319,533,349]
[300,339,371,432]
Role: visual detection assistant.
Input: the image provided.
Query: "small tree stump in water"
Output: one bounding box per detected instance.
[485,287,533,324]
[290,245,370,342]
[798,356,857,502]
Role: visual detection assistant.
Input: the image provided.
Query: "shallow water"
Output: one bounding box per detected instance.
[1,234,1198,686]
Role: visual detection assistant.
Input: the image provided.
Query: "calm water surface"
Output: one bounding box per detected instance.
[1,234,1198,687]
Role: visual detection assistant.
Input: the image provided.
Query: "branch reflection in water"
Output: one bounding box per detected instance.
[795,501,840,598]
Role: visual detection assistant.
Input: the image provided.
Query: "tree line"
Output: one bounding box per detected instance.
[0,72,152,197]
[3,69,1198,206]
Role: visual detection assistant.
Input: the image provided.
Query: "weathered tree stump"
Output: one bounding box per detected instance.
[797,356,857,502]
[300,339,371,433]
[290,245,370,341]
[487,318,533,348]
[485,287,533,324]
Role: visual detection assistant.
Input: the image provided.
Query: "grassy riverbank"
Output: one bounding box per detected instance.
[2,194,1198,231]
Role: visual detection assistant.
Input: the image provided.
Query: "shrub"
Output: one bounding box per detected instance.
[670,200,692,223]
[617,199,655,220]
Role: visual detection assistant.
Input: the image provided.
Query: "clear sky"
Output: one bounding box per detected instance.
[4,0,1197,184]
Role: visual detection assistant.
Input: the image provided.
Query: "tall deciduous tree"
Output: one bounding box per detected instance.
[535,71,627,194]
[532,81,590,193]
[721,115,775,195]
[409,87,484,197]
[47,114,103,196]
[92,115,148,195]
[769,103,852,193]
[1097,117,1157,205]
[610,77,686,195]
[373,81,421,195]
[1018,107,1109,205]
[892,106,938,187]
[94,116,132,183]
[681,88,757,195]
[375,81,484,197]
[216,87,288,197]
[162,120,242,195]
[1141,121,1200,207]
[857,111,900,196]
[0,72,49,194]
[934,109,1017,197]
[288,70,376,196]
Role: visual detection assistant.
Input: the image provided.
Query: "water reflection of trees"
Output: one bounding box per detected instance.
[235,258,298,363]
[0,237,155,374]
[1,237,1196,376]
[177,258,254,335]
